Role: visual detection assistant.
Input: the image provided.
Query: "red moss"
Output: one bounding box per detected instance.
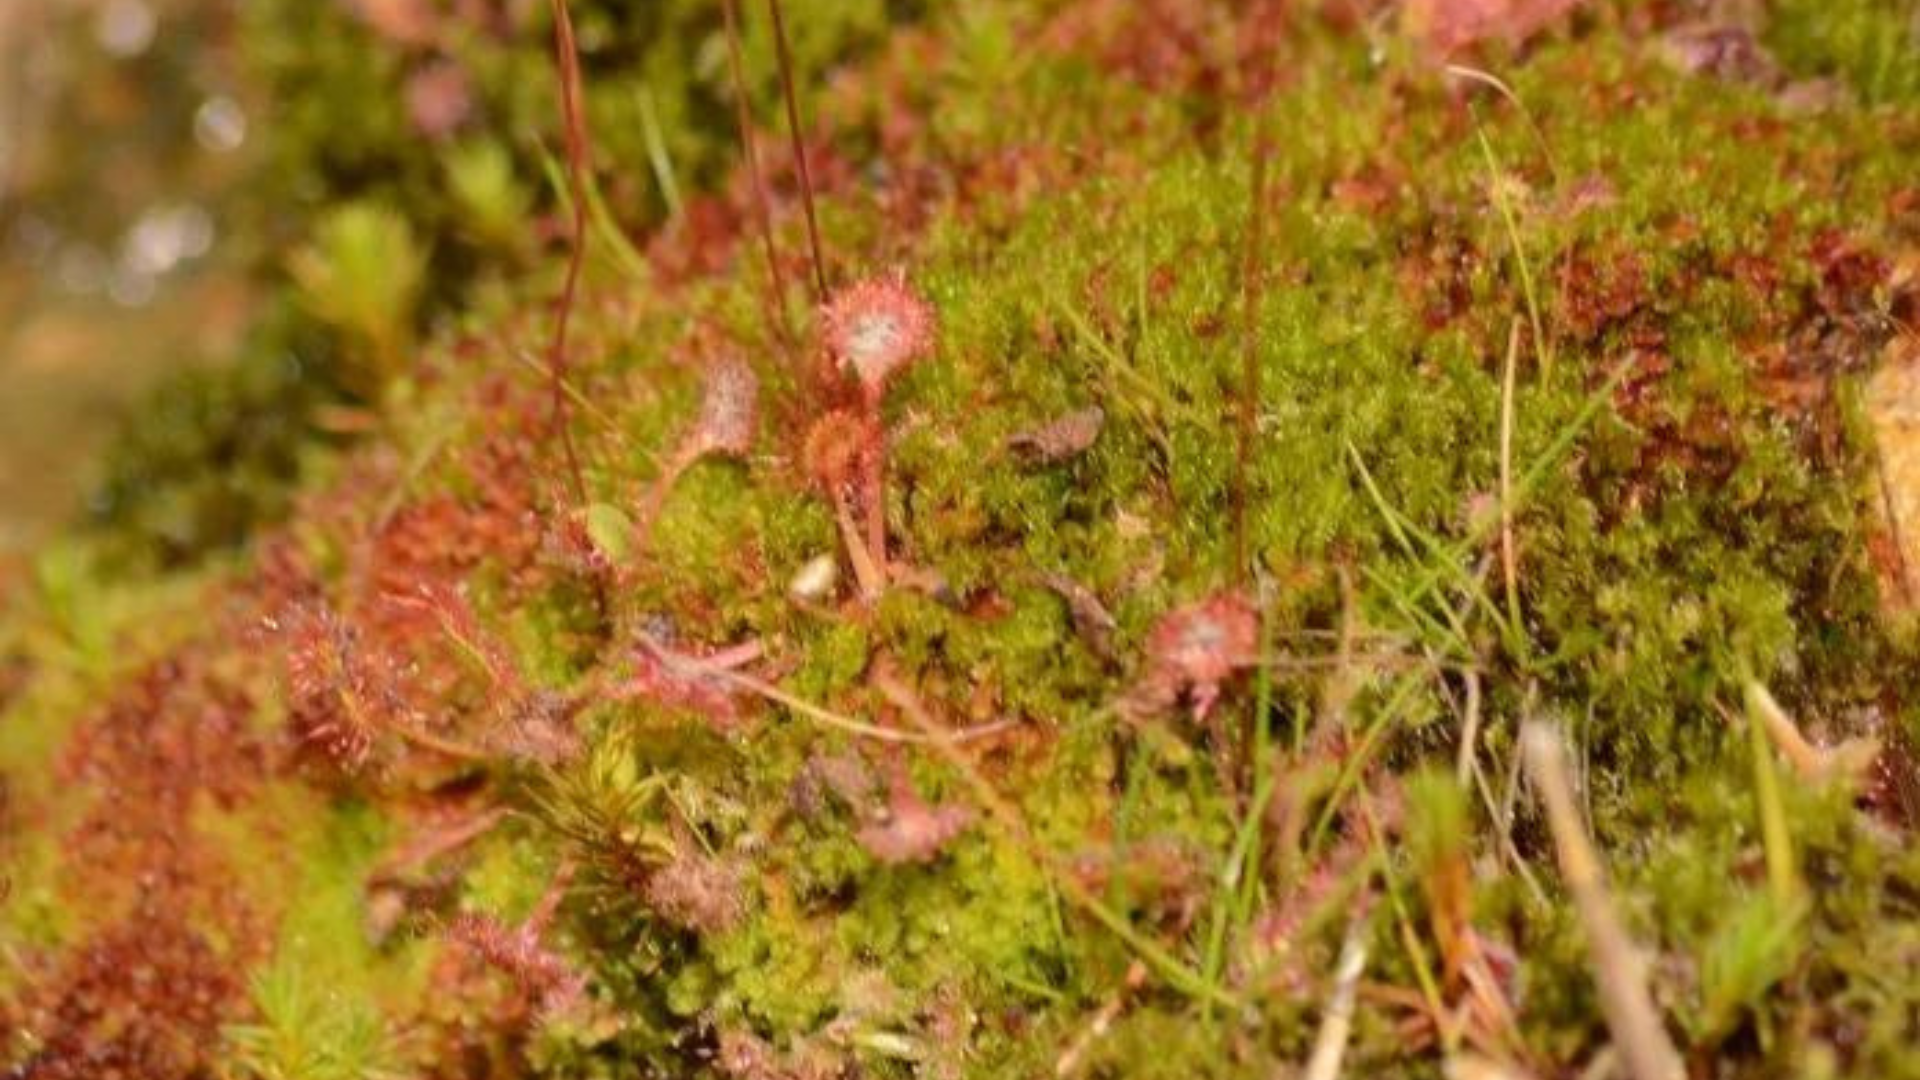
[10,650,271,1079]
[1038,0,1290,99]
[59,657,267,900]
[6,893,246,1080]
[1553,244,1651,345]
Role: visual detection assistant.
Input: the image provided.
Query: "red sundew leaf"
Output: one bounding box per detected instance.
[638,355,761,536]
[856,777,973,865]
[389,580,528,700]
[274,599,411,770]
[1008,405,1105,463]
[1124,591,1260,722]
[610,637,759,731]
[820,274,936,403]
[349,0,440,47]
[1399,0,1587,55]
[404,59,474,140]
[801,408,868,492]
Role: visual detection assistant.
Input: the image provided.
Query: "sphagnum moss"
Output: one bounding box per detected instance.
[6,3,1920,1079]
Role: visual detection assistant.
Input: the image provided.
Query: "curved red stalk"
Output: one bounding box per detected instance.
[767,0,827,301]
[546,0,591,504]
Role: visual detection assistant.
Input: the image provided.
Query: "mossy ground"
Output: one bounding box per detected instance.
[4,2,1919,1078]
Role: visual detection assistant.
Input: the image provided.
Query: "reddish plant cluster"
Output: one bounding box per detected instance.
[445,869,586,1021]
[1552,243,1653,346]
[1400,0,1589,56]
[330,381,550,601]
[854,770,974,865]
[820,275,935,404]
[9,651,271,1079]
[271,549,590,774]
[447,911,586,1020]
[611,634,762,732]
[805,275,939,600]
[786,749,972,865]
[389,579,528,700]
[1066,836,1205,932]
[714,1027,846,1080]
[57,656,267,912]
[1120,591,1260,723]
[277,598,411,770]
[639,848,748,933]
[1038,0,1291,99]
[6,891,246,1080]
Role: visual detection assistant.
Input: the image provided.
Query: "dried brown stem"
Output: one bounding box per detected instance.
[1301,921,1369,1080]
[1520,722,1683,1080]
[1742,680,1881,782]
[832,485,887,600]
[1499,319,1522,634]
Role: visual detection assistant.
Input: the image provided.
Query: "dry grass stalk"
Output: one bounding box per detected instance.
[1300,921,1369,1080]
[1520,722,1682,1080]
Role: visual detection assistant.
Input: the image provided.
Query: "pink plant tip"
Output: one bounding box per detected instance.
[820,274,935,400]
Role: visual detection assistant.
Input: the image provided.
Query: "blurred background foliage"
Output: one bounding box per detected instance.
[0,0,918,570]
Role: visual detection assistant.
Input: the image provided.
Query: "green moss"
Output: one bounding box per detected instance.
[219,797,425,1080]
[1769,0,1920,105]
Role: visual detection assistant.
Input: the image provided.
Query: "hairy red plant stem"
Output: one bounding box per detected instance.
[861,407,887,582]
[767,0,827,301]
[394,720,491,763]
[546,0,591,504]
[635,447,696,542]
[721,0,793,345]
[372,806,507,883]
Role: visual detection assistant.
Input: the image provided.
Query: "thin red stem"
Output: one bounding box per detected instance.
[547,0,591,504]
[767,0,828,302]
[861,406,887,582]
[721,0,793,345]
